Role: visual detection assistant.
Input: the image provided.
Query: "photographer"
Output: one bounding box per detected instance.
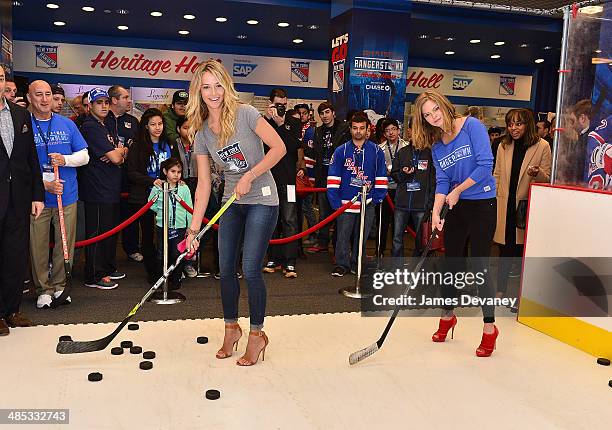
[263,88,302,278]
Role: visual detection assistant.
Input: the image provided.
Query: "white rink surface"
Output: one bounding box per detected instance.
[1,313,611,430]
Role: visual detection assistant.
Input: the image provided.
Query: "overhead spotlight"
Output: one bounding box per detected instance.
[116,9,129,14]
[236,34,247,39]
[53,21,66,26]
[82,6,95,12]
[12,1,23,6]
[445,51,455,55]
[445,37,455,41]
[534,59,545,63]
[150,11,163,17]
[46,3,59,9]
[216,17,227,22]
[296,24,304,28]
[494,41,505,46]
[520,43,529,48]
[470,39,481,44]
[247,20,259,25]
[293,38,304,44]
[103,9,111,14]
[117,25,129,31]
[278,22,290,27]
[179,30,190,35]
[594,49,602,54]
[183,14,196,20]
[543,46,552,50]
[419,34,428,39]
[580,6,603,14]
[490,54,501,59]
[307,25,319,30]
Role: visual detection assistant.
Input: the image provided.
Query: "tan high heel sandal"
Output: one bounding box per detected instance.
[236,331,269,366]
[216,323,242,359]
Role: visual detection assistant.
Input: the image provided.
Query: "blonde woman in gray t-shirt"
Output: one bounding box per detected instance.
[185,60,286,366]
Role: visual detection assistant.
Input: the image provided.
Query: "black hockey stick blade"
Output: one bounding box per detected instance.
[348,203,449,365]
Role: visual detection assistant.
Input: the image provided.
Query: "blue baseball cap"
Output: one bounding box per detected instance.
[88,88,109,103]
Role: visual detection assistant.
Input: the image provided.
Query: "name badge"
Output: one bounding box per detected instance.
[42,163,55,182]
[168,228,180,240]
[407,181,421,192]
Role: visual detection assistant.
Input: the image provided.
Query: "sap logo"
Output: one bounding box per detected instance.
[452,76,473,90]
[233,63,258,77]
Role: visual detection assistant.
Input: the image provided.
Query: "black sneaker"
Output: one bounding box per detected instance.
[332,266,346,277]
[109,271,126,280]
[283,266,298,278]
[214,272,242,280]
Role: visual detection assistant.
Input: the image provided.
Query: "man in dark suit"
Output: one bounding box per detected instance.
[0,65,45,335]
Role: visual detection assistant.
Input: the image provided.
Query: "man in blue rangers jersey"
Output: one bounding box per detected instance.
[586,115,612,190]
[327,111,388,277]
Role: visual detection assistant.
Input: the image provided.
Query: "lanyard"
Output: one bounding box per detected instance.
[169,189,178,228]
[32,114,53,160]
[182,142,192,177]
[386,141,399,162]
[413,148,420,167]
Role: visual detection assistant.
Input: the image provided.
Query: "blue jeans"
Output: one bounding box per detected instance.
[218,204,278,330]
[334,205,375,270]
[392,209,425,257]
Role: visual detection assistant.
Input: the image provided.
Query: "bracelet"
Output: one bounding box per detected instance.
[248,170,257,180]
[186,227,200,236]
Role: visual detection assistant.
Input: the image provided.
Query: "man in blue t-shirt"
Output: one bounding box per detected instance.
[27,80,89,309]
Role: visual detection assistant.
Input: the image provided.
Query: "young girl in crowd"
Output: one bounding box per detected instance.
[185,59,285,366]
[148,158,193,290]
[128,108,177,282]
[412,90,499,358]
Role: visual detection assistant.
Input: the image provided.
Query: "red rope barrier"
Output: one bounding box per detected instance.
[74,198,157,248]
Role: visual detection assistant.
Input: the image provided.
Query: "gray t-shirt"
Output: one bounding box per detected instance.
[194,104,278,206]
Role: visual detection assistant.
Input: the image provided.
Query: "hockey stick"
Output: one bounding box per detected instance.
[349,203,449,365]
[56,194,236,354]
[50,165,72,308]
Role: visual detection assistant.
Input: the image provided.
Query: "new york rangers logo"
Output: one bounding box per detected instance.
[499,75,516,96]
[217,141,248,172]
[35,45,58,69]
[331,33,349,93]
[291,61,310,82]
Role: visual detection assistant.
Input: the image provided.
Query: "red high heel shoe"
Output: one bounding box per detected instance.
[216,323,242,359]
[432,315,457,342]
[237,331,269,366]
[476,325,499,357]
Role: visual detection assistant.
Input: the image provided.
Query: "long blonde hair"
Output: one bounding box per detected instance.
[411,91,460,149]
[186,60,240,147]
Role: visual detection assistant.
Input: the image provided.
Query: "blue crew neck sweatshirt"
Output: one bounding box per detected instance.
[431,116,496,199]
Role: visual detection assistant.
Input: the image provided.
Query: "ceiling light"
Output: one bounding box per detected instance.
[419,34,428,39]
[150,11,163,17]
[307,25,319,30]
[293,38,304,44]
[520,43,529,48]
[470,39,480,44]
[103,9,111,14]
[543,46,552,50]
[46,3,59,8]
[247,20,259,25]
[117,25,129,31]
[216,17,227,22]
[183,14,196,20]
[445,51,455,55]
[116,9,129,14]
[178,30,190,35]
[278,22,289,27]
[490,54,501,59]
[296,24,304,28]
[594,49,602,54]
[445,37,455,41]
[236,34,247,39]
[494,41,505,46]
[580,6,603,14]
[434,36,442,40]
[534,58,545,64]
[53,21,66,26]
[12,1,23,6]
[82,6,94,12]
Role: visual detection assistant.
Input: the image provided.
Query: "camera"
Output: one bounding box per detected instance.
[274,103,287,117]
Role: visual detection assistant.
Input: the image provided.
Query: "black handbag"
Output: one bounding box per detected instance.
[516,199,528,229]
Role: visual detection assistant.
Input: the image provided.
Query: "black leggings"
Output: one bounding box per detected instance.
[442,198,497,323]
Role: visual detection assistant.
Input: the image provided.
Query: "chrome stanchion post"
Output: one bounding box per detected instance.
[151,182,186,305]
[375,201,384,271]
[340,184,372,299]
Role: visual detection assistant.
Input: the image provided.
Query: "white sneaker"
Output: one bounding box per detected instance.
[37,294,53,309]
[184,265,198,278]
[53,290,72,304]
[128,252,144,262]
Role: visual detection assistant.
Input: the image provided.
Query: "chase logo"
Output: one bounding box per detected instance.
[233,63,258,77]
[452,76,473,91]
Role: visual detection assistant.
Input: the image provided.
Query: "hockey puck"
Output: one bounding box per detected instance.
[139,361,153,370]
[205,389,220,400]
[111,347,124,356]
[143,351,156,360]
[128,323,139,331]
[197,336,208,344]
[120,340,133,349]
[609,380,612,388]
[88,372,103,382]
[596,357,610,366]
[130,346,143,354]
[59,335,72,342]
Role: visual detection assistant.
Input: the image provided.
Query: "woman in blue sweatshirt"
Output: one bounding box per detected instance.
[412,91,498,358]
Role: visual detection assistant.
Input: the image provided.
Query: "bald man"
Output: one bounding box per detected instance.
[27,80,89,308]
[0,67,44,334]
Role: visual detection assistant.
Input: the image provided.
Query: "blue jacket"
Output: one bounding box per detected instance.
[327,140,388,213]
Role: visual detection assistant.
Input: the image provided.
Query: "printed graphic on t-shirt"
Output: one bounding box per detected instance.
[323,130,333,165]
[438,145,472,170]
[217,141,249,172]
[344,157,371,187]
[418,160,429,170]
